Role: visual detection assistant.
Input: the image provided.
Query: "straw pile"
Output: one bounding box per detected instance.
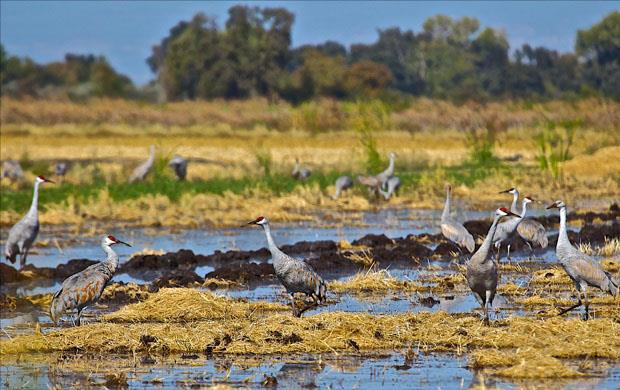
[328,269,429,293]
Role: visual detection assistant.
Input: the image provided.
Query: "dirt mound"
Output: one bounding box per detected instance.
[205,262,275,283]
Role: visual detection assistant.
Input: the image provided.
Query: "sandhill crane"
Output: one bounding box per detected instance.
[247,216,326,317]
[356,174,382,196]
[499,188,548,257]
[169,155,188,180]
[1,160,24,182]
[54,161,70,178]
[50,235,131,326]
[493,196,531,262]
[499,187,519,213]
[440,185,475,253]
[129,145,155,183]
[376,152,396,189]
[4,176,54,268]
[466,207,519,325]
[379,176,401,200]
[292,158,311,180]
[547,200,618,320]
[332,175,353,200]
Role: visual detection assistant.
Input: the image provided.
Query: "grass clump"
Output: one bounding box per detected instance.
[104,288,287,323]
[329,269,429,293]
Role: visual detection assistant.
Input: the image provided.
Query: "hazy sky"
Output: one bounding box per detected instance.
[1,1,618,84]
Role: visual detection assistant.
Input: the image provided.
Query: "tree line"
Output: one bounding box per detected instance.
[1,6,619,102]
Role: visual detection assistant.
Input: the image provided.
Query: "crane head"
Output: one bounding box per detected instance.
[105,235,131,247]
[499,187,516,194]
[36,175,55,184]
[497,207,520,218]
[546,200,566,210]
[247,216,267,226]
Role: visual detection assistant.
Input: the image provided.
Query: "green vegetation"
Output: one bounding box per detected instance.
[536,119,579,186]
[1,8,619,102]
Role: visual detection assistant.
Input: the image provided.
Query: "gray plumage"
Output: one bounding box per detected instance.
[129,145,155,183]
[1,160,24,182]
[4,176,52,268]
[517,218,548,252]
[250,216,326,317]
[169,155,188,180]
[548,200,618,319]
[466,208,512,324]
[379,176,401,200]
[54,161,70,177]
[440,185,475,253]
[332,175,353,200]
[493,197,529,261]
[292,159,311,180]
[375,152,396,189]
[356,174,382,196]
[500,187,548,254]
[50,235,130,326]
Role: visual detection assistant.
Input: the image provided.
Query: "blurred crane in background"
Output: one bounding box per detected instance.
[440,185,475,253]
[129,145,155,183]
[169,155,188,180]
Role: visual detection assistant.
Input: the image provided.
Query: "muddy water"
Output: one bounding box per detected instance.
[2,207,617,389]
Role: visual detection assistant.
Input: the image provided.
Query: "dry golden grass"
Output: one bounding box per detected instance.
[2,289,620,382]
[579,238,620,257]
[328,269,428,293]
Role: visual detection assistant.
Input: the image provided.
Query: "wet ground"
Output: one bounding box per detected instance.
[1,206,619,389]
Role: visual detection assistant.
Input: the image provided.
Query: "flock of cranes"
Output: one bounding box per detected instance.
[1,152,617,327]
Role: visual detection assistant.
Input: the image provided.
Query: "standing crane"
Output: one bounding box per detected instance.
[247,216,326,317]
[1,160,24,183]
[499,187,548,256]
[440,185,475,253]
[291,158,311,180]
[375,152,396,190]
[50,235,131,326]
[54,161,70,179]
[129,145,155,183]
[466,207,519,325]
[493,196,533,262]
[4,176,54,268]
[547,200,618,320]
[332,175,353,200]
[379,176,401,200]
[169,155,188,180]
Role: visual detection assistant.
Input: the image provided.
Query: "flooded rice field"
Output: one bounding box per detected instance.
[1,206,619,389]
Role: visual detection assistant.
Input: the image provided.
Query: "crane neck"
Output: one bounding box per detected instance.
[558,206,570,248]
[472,214,502,264]
[102,244,120,273]
[27,180,41,218]
[510,191,520,213]
[441,187,451,221]
[520,200,528,219]
[261,223,282,259]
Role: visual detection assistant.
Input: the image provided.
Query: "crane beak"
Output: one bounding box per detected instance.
[507,211,521,218]
[116,240,132,247]
[498,189,511,194]
[546,203,558,210]
[45,179,56,184]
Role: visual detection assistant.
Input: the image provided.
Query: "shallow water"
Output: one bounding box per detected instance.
[1,207,616,389]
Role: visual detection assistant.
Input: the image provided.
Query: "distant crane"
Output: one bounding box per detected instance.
[500,188,549,257]
[291,158,311,180]
[4,176,54,268]
[332,175,353,200]
[50,235,131,326]
[493,196,530,262]
[247,216,326,317]
[1,160,24,182]
[356,175,383,196]
[129,145,155,183]
[376,152,396,190]
[466,207,519,325]
[54,161,70,178]
[169,155,188,180]
[379,176,401,200]
[440,185,475,253]
[547,200,618,320]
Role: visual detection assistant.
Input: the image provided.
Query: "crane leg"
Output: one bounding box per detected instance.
[76,308,85,326]
[506,244,512,264]
[483,290,492,326]
[19,248,30,270]
[289,294,300,318]
[582,288,590,321]
[557,290,582,316]
[526,242,533,260]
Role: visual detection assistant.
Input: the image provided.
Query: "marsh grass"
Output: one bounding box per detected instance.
[2,289,620,380]
[329,268,429,293]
